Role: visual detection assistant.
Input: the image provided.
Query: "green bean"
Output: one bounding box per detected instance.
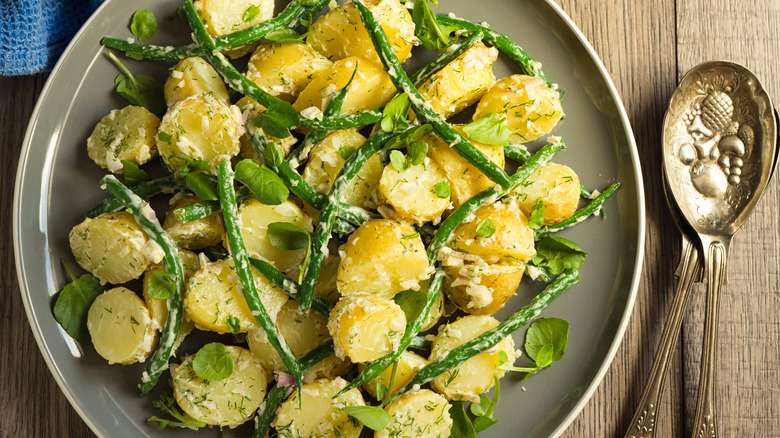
[216,160,303,387]
[252,385,293,438]
[86,175,179,218]
[353,0,512,190]
[102,0,329,61]
[172,188,251,223]
[433,15,553,88]
[535,182,620,239]
[503,143,532,165]
[298,340,337,371]
[521,262,554,283]
[99,175,184,396]
[409,30,484,87]
[248,257,333,317]
[297,129,406,311]
[392,269,580,400]
[302,110,383,131]
[580,184,593,199]
[408,334,432,351]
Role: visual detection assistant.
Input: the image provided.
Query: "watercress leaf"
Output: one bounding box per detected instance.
[533,236,587,275]
[470,395,492,417]
[337,145,356,160]
[383,124,432,150]
[412,0,463,51]
[185,172,219,201]
[52,262,105,344]
[449,401,476,438]
[407,140,428,165]
[114,73,166,115]
[462,112,509,146]
[475,218,496,238]
[392,289,427,322]
[121,160,150,186]
[262,28,306,43]
[235,159,289,205]
[375,382,388,402]
[266,222,310,251]
[528,197,545,229]
[157,130,172,143]
[242,4,260,22]
[473,415,498,433]
[266,101,300,129]
[342,406,390,431]
[535,343,554,368]
[497,350,509,366]
[224,315,241,335]
[254,113,290,139]
[525,317,570,362]
[130,10,157,40]
[434,181,450,198]
[381,93,411,133]
[263,142,284,167]
[192,342,234,381]
[389,150,408,172]
[147,271,176,300]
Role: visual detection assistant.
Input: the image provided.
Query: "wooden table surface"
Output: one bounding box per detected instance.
[1,1,778,437]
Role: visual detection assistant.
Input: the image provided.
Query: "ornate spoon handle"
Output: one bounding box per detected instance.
[625,234,701,438]
[691,237,729,438]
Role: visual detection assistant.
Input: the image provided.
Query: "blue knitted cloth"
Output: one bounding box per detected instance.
[1,0,105,75]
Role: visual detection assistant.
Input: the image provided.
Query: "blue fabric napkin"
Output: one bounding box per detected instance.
[1,0,105,75]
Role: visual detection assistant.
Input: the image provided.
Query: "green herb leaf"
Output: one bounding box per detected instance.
[475,218,496,238]
[52,261,105,344]
[525,317,569,363]
[342,406,390,431]
[148,390,207,430]
[192,342,234,381]
[534,343,554,368]
[121,160,150,186]
[381,93,411,133]
[470,396,492,417]
[254,101,300,139]
[375,382,388,402]
[412,0,464,51]
[337,145,356,160]
[267,222,311,251]
[255,113,291,139]
[147,271,176,300]
[389,150,408,172]
[462,112,509,146]
[294,0,320,5]
[235,159,289,205]
[497,350,509,366]
[157,131,172,142]
[531,236,587,275]
[263,142,285,168]
[383,124,433,150]
[185,172,218,201]
[130,10,157,41]
[169,153,210,176]
[242,4,261,22]
[528,197,546,229]
[108,52,165,115]
[449,401,477,438]
[262,28,306,43]
[471,375,500,432]
[434,181,450,198]
[407,140,428,165]
[392,289,427,322]
[224,315,241,335]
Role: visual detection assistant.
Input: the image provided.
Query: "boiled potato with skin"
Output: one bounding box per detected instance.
[337,219,430,298]
[185,258,288,333]
[172,346,268,426]
[378,158,450,224]
[514,162,580,225]
[162,192,225,250]
[293,56,397,115]
[473,74,563,143]
[442,257,525,315]
[307,0,415,64]
[416,42,498,119]
[164,57,229,107]
[230,199,313,274]
[376,389,452,438]
[87,287,156,364]
[327,294,406,363]
[314,249,341,305]
[194,0,273,58]
[430,315,516,401]
[392,285,444,332]
[276,377,365,438]
[448,199,535,264]
[246,43,332,102]
[359,350,427,399]
[157,93,243,172]
[69,211,153,285]
[301,129,382,209]
[86,105,159,172]
[426,125,505,207]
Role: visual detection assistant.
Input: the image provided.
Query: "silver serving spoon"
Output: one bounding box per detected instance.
[662,61,777,438]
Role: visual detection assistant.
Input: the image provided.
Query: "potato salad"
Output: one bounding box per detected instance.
[53,0,620,436]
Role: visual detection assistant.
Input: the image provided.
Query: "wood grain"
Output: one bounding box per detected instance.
[0,1,778,437]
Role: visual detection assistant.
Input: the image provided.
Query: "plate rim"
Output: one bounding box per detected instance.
[13,0,646,436]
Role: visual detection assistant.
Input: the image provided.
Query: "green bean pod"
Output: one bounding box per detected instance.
[248,257,333,317]
[409,30,483,87]
[503,143,532,165]
[392,269,580,400]
[216,160,303,387]
[252,385,293,438]
[99,175,184,396]
[535,182,620,239]
[352,0,512,190]
[86,175,179,218]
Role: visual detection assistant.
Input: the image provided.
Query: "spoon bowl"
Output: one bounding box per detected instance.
[662,60,777,437]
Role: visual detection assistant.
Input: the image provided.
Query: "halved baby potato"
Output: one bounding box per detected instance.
[377,158,450,224]
[86,105,159,172]
[443,259,525,315]
[328,293,406,363]
[514,162,580,226]
[275,377,365,438]
[377,389,452,438]
[87,287,156,364]
[164,56,229,107]
[246,43,332,102]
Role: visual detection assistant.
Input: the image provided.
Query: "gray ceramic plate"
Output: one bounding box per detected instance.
[14,0,644,436]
